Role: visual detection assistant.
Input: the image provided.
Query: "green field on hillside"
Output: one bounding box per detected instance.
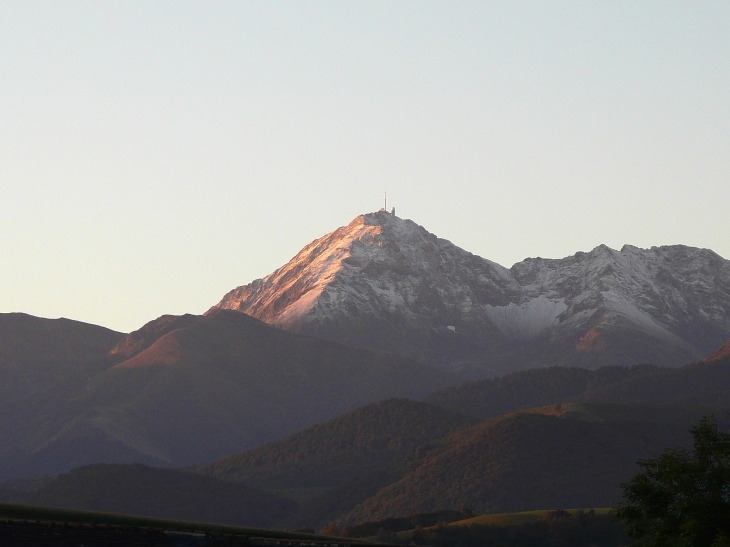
[443,507,614,527]
[380,508,629,547]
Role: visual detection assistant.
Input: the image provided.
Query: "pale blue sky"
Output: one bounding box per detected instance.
[1,1,728,332]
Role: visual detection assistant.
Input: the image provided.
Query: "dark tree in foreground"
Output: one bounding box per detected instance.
[617,416,730,547]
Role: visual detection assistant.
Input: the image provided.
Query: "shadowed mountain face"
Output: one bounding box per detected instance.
[210,212,730,377]
[0,314,128,481]
[0,310,460,481]
[0,313,123,400]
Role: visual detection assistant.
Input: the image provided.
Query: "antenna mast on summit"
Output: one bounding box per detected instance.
[384,189,387,212]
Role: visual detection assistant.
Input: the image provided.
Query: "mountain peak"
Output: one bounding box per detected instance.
[362,209,399,224]
[209,211,433,328]
[209,215,730,375]
[208,213,520,364]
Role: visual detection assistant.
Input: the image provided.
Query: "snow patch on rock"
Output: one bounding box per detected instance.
[486,296,568,339]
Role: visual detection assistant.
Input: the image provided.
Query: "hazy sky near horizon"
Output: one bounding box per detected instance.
[1,1,729,332]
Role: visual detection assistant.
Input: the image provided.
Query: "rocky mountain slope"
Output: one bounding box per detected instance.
[211,211,730,376]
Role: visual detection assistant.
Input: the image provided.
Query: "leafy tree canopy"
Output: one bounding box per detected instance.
[617,416,730,547]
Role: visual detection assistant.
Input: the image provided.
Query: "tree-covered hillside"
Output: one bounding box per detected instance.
[336,406,721,525]
[426,350,730,418]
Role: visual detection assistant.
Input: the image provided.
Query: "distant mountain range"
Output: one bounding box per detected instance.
[211,212,730,377]
[0,310,456,481]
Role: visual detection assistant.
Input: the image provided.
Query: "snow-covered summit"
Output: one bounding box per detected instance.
[511,244,730,351]
[212,212,519,335]
[210,213,730,375]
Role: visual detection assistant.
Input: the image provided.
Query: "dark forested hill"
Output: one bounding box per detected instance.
[336,403,726,525]
[198,398,476,488]
[196,398,476,525]
[193,398,723,529]
[3,400,725,530]
[0,463,296,529]
[3,309,729,531]
[425,349,730,418]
